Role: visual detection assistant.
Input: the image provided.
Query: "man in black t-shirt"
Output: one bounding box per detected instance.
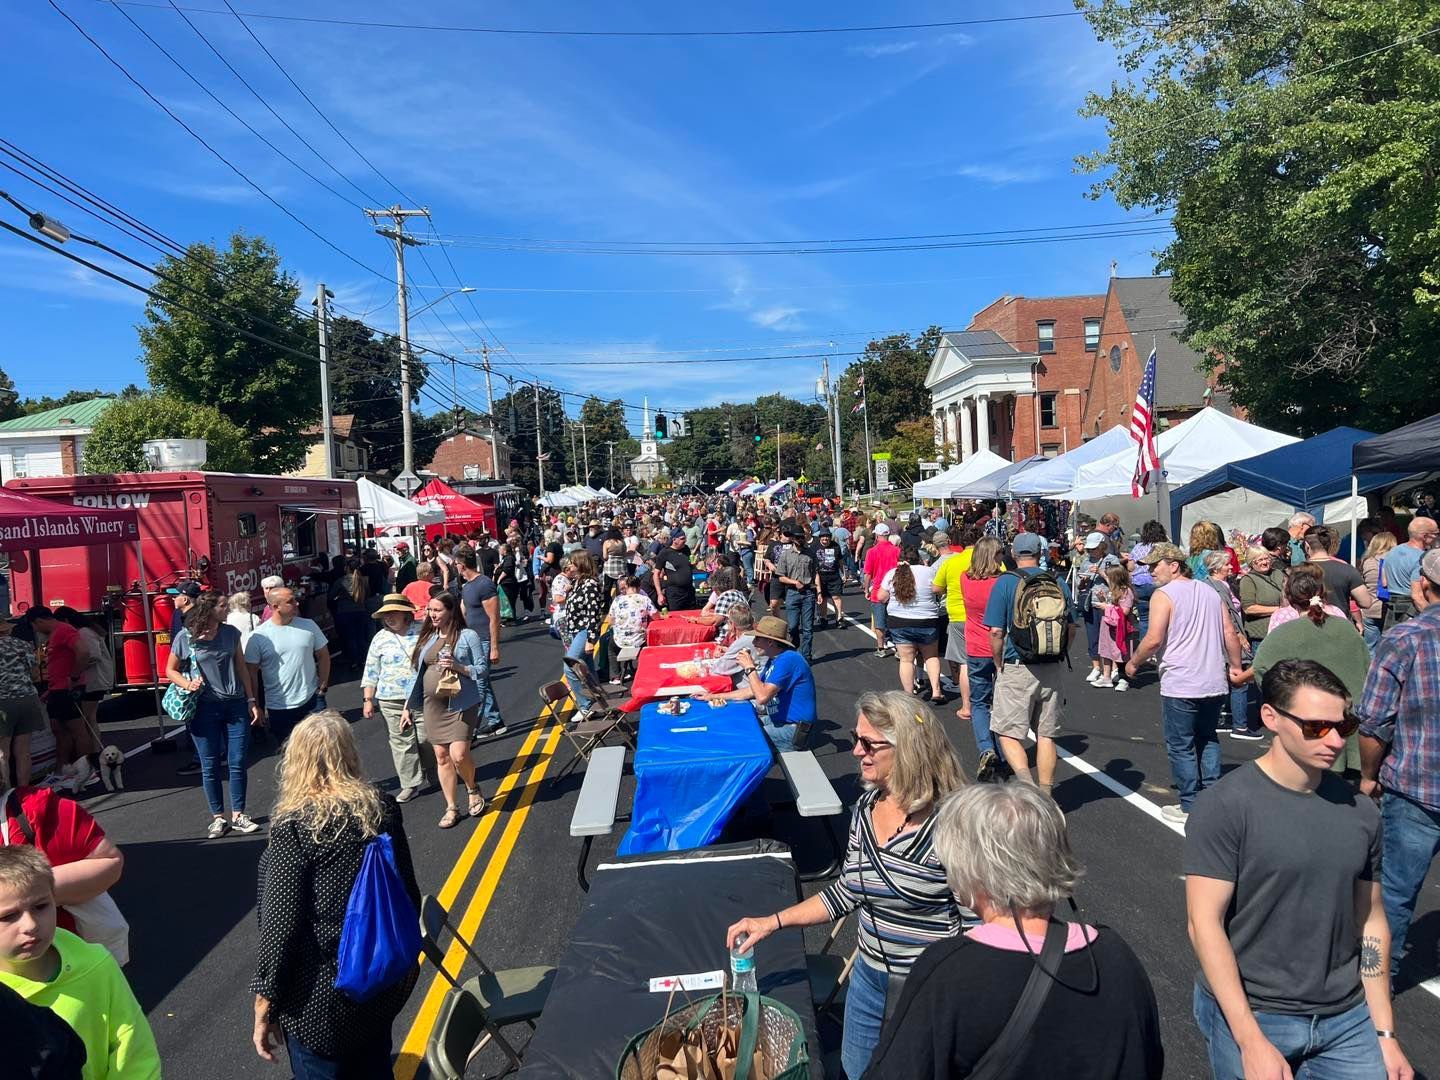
[650,530,696,612]
[1185,660,1409,1080]
[1303,527,1371,626]
[457,551,506,738]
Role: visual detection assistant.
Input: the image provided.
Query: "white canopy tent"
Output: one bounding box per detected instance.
[594,487,617,500]
[762,477,796,498]
[951,455,1047,499]
[357,477,445,528]
[911,450,1010,500]
[1006,426,1133,497]
[539,490,582,508]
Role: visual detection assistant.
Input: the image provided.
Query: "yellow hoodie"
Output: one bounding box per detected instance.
[0,928,161,1079]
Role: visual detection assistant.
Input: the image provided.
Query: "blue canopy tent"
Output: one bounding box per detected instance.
[1169,426,1417,545]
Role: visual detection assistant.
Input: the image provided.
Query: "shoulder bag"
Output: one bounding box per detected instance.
[964,918,1067,1080]
[3,789,131,967]
[161,653,201,724]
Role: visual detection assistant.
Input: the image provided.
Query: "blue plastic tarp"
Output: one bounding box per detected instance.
[619,701,773,855]
[1170,426,1416,535]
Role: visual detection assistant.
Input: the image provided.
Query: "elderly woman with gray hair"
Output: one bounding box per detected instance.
[725,690,968,1079]
[864,783,1164,1079]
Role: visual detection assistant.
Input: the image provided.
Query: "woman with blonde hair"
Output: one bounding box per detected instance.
[225,590,261,647]
[725,691,969,1078]
[251,711,421,1077]
[1359,530,1397,648]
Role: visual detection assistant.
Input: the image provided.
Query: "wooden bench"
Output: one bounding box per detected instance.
[778,750,846,882]
[569,745,627,892]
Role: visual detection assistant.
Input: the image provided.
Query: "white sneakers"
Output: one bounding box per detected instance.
[1086,668,1103,684]
[1113,677,1130,692]
[1161,805,1189,825]
[1088,670,1129,691]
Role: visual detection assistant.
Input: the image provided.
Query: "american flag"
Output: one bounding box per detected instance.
[1130,347,1160,498]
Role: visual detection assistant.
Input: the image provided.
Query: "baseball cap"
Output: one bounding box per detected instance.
[1421,548,1440,586]
[175,581,203,599]
[1139,542,1189,565]
[1012,532,1044,556]
[1085,531,1108,549]
[873,523,891,536]
[394,540,409,551]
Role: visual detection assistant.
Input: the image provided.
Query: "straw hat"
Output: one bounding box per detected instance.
[372,593,417,618]
[751,615,793,647]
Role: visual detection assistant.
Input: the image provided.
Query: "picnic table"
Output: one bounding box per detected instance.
[619,700,772,855]
[646,607,719,647]
[517,840,823,1080]
[618,643,731,712]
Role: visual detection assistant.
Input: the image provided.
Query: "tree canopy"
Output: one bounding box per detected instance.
[82,392,252,474]
[492,383,570,493]
[139,233,318,470]
[326,315,439,476]
[1079,0,1440,433]
[834,326,943,487]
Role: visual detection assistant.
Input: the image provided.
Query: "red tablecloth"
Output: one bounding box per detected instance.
[646,609,720,647]
[619,643,732,712]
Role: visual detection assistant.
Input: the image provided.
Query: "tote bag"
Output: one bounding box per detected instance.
[334,832,421,1001]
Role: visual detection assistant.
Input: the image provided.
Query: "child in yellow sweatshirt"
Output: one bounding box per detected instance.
[0,846,160,1079]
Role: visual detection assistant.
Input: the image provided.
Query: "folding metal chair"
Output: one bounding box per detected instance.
[805,914,857,1020]
[541,675,634,787]
[419,894,556,1079]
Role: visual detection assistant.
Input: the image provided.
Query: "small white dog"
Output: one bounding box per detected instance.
[99,745,125,792]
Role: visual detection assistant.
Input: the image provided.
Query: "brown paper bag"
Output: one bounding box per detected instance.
[435,666,462,697]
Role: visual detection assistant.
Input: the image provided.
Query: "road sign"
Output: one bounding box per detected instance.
[874,458,889,490]
[463,464,480,480]
[871,452,891,460]
[392,470,422,496]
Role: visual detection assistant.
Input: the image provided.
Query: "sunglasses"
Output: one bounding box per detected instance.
[854,733,894,756]
[1270,704,1360,741]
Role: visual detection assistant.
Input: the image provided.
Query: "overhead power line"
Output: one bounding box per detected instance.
[94,3,1084,38]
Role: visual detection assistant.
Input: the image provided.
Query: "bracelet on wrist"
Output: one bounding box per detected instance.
[1376,1029,1397,1040]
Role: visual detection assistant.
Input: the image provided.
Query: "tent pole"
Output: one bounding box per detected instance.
[1350,475,1360,567]
[134,541,169,747]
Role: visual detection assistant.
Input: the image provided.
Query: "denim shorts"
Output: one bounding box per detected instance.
[888,625,938,647]
[870,601,889,630]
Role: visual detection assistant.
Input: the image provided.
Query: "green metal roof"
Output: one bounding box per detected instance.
[0,397,117,433]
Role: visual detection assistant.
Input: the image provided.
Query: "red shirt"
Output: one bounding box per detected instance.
[864,542,900,603]
[44,621,79,691]
[3,786,106,931]
[960,574,1002,657]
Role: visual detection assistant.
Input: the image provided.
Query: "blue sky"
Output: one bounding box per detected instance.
[0,0,1170,438]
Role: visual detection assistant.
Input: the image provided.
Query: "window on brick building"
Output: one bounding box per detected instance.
[1084,318,1101,350]
[1042,444,1061,458]
[1037,321,1055,353]
[1040,393,1058,428]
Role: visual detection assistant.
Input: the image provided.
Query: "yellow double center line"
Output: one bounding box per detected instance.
[393,712,565,1079]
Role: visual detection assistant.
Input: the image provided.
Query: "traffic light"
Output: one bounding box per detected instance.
[754,433,762,444]
[654,413,668,439]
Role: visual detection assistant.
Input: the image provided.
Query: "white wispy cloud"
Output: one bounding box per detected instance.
[749,305,804,331]
[847,32,974,59]
[953,163,1050,186]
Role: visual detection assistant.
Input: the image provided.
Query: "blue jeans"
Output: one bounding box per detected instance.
[739,547,755,585]
[1224,679,1258,732]
[285,1028,393,1079]
[841,958,890,1080]
[473,637,504,731]
[1134,581,1156,640]
[760,715,805,751]
[564,630,593,711]
[190,697,250,815]
[1381,791,1440,972]
[1193,984,1383,1079]
[1161,695,1222,810]
[1082,606,1103,660]
[784,588,815,662]
[1362,617,1383,650]
[966,657,997,756]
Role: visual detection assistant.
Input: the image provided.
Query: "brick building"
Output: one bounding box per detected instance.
[424,423,512,483]
[1080,275,1235,439]
[926,293,1104,461]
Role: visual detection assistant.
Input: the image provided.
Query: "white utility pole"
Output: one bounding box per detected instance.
[313,283,335,478]
[606,441,616,489]
[581,422,590,486]
[465,344,503,480]
[363,205,429,478]
[820,353,844,497]
[533,381,546,495]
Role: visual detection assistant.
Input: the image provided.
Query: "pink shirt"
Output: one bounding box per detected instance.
[967,921,1097,954]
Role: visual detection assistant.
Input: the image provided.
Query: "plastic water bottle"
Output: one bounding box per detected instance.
[729,933,758,993]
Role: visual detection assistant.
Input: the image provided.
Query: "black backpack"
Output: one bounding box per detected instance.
[1008,570,1069,663]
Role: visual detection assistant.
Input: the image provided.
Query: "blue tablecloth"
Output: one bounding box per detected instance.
[618,701,773,854]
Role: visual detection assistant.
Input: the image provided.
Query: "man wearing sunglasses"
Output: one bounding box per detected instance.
[1186,660,1411,1080]
[1359,547,1440,986]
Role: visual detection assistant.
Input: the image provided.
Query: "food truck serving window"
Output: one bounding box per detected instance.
[280,510,317,559]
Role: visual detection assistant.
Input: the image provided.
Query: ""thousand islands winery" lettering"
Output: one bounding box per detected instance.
[0,513,134,545]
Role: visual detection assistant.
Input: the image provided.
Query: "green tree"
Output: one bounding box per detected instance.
[139,233,317,470]
[872,419,941,489]
[0,369,20,421]
[492,383,569,493]
[326,315,435,476]
[753,432,813,482]
[836,327,943,484]
[1078,0,1440,433]
[82,392,252,474]
[576,396,631,486]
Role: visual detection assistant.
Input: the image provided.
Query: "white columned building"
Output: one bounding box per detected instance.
[925,330,1040,463]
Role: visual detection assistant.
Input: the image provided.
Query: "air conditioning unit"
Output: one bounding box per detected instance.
[142,439,208,471]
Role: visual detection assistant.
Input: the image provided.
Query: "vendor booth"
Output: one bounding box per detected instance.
[912,450,1009,501]
[1353,412,1440,476]
[413,478,493,538]
[950,455,1047,500]
[1007,426,1133,497]
[357,477,444,530]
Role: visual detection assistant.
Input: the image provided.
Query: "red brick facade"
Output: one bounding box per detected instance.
[968,294,1105,458]
[424,427,511,482]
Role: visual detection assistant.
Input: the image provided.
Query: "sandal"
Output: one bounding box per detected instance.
[467,789,486,817]
[438,806,463,829]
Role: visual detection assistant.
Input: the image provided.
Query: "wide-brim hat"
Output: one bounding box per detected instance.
[751,615,793,647]
[373,593,417,617]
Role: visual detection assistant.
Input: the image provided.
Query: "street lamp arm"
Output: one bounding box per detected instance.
[408,286,476,319]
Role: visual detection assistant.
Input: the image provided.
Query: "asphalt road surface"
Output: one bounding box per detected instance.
[83,609,1440,1080]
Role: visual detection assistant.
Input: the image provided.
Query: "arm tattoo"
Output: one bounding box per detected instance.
[1360,935,1384,978]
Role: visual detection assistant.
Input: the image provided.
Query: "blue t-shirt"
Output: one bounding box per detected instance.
[759,649,817,728]
[983,567,1075,664]
[1383,544,1423,593]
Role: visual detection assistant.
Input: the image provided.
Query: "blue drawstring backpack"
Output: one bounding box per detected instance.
[335,832,421,1001]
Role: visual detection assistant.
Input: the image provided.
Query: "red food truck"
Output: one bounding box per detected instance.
[6,471,364,688]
